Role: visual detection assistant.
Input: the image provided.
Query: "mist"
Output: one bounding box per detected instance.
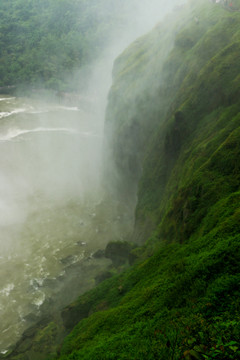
[0,0,185,246]
[0,0,185,352]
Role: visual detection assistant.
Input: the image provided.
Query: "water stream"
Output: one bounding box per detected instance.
[0,95,133,353]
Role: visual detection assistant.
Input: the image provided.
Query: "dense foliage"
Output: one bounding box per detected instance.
[55,234,240,360]
[53,1,240,358]
[3,0,240,359]
[0,0,138,91]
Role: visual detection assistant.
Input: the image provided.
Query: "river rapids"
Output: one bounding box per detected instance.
[0,95,133,354]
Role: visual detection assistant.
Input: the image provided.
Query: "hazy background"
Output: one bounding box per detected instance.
[0,0,185,352]
[0,0,185,250]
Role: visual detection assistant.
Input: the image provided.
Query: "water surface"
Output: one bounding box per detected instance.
[0,95,117,353]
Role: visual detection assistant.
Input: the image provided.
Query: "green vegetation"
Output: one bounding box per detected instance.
[0,0,139,91]
[4,0,240,359]
[54,232,240,360]
[52,1,240,358]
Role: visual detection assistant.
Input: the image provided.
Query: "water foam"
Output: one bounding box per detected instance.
[0,127,77,141]
[27,109,50,114]
[0,97,16,102]
[0,350,8,355]
[56,106,80,111]
[0,127,100,141]
[0,284,15,297]
[0,109,26,119]
[32,291,46,308]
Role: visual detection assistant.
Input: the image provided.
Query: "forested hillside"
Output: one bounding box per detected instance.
[0,0,142,91]
[2,0,240,359]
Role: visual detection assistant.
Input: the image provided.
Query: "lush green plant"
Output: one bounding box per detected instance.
[0,0,143,91]
[51,1,240,358]
[4,1,240,359]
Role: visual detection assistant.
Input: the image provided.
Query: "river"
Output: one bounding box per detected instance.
[0,94,133,354]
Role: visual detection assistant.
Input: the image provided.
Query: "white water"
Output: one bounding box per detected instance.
[0,108,27,119]
[0,127,99,142]
[0,95,129,353]
[0,1,185,352]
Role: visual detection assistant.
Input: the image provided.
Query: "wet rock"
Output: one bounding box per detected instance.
[60,255,76,265]
[42,277,57,288]
[105,241,135,267]
[16,339,32,354]
[6,318,51,359]
[39,297,55,315]
[92,249,105,259]
[75,241,86,246]
[23,312,41,324]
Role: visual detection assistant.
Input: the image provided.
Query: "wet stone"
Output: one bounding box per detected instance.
[92,249,105,259]
[60,255,76,265]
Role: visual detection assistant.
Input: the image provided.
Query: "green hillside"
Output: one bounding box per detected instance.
[3,0,240,359]
[55,1,240,358]
[0,0,140,91]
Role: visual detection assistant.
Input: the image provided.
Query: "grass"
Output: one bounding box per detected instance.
[5,1,240,359]
[53,228,240,359]
[53,2,240,358]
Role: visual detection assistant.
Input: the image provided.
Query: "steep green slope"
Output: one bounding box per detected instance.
[104,0,240,244]
[50,1,240,359]
[56,236,239,360]
[4,1,240,359]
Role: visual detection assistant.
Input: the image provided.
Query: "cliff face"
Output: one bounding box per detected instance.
[51,2,239,359]
[104,0,240,245]
[5,1,240,359]
[102,7,180,222]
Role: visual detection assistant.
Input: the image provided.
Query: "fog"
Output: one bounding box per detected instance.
[0,0,185,352]
[0,0,185,249]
